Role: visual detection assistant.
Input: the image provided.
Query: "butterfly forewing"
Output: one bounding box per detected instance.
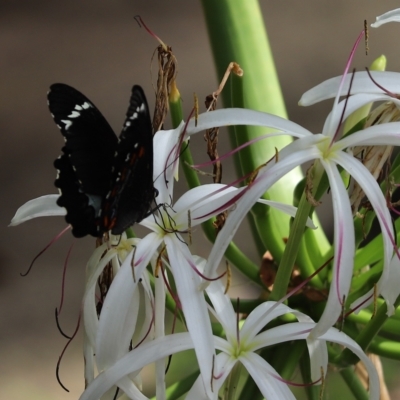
[48,83,117,195]
[100,85,154,234]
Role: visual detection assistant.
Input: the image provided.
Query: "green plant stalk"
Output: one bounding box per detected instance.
[340,367,369,400]
[225,362,243,400]
[273,340,306,379]
[270,162,325,300]
[345,304,400,336]
[202,0,329,262]
[368,336,400,360]
[335,297,400,366]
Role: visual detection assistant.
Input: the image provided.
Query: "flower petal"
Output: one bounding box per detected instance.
[79,333,194,400]
[241,352,296,400]
[333,151,395,313]
[371,8,400,28]
[299,71,400,106]
[165,236,215,400]
[310,160,354,338]
[188,108,312,138]
[9,194,64,226]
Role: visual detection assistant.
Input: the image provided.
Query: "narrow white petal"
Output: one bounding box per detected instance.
[320,328,380,399]
[338,122,400,149]
[188,108,312,138]
[95,250,140,371]
[241,352,296,400]
[9,194,64,226]
[153,126,184,202]
[322,94,400,137]
[310,161,354,338]
[241,302,314,342]
[83,246,118,347]
[258,199,317,229]
[116,376,148,399]
[306,337,328,383]
[251,321,327,382]
[380,255,400,315]
[165,236,215,400]
[79,333,194,400]
[186,353,235,399]
[336,153,395,312]
[372,8,400,28]
[205,280,237,339]
[96,233,162,370]
[300,71,400,105]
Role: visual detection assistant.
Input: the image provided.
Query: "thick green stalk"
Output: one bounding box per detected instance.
[201,1,299,249]
[335,297,400,366]
[202,0,329,266]
[340,368,369,400]
[270,162,325,300]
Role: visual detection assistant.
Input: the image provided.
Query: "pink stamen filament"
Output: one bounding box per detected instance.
[21,225,71,276]
[134,16,167,50]
[365,68,398,98]
[58,242,75,314]
[56,310,81,392]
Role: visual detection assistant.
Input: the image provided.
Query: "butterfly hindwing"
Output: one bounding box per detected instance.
[100,85,154,234]
[54,151,99,237]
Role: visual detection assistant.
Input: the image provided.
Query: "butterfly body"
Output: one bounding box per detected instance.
[48,83,154,238]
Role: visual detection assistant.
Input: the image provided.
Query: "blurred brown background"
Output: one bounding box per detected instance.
[2,1,400,399]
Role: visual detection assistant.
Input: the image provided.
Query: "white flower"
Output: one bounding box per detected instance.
[202,56,399,338]
[78,277,380,400]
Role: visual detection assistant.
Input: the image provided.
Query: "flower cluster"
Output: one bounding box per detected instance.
[11,7,400,400]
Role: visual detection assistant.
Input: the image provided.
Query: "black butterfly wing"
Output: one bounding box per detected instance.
[100,85,154,234]
[49,83,118,237]
[54,151,100,237]
[49,83,117,194]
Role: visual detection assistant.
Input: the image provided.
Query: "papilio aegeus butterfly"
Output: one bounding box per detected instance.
[48,83,155,238]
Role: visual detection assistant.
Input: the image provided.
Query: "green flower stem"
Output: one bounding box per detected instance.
[270,163,325,301]
[346,305,400,336]
[335,297,400,366]
[274,340,306,380]
[225,363,243,400]
[368,336,400,360]
[339,367,369,400]
[169,81,183,126]
[201,0,332,264]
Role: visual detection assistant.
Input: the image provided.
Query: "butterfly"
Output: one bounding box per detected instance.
[48,83,155,238]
